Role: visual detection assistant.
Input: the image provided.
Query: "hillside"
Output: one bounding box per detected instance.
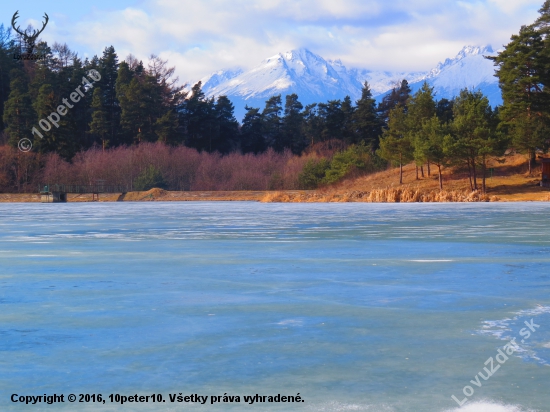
[265,154,549,202]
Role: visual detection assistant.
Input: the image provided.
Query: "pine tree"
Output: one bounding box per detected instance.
[0,24,19,134]
[377,104,413,184]
[145,73,165,135]
[282,93,305,154]
[262,95,283,150]
[64,57,92,151]
[407,82,436,177]
[119,75,161,143]
[32,83,77,159]
[436,98,454,124]
[318,99,344,141]
[28,42,56,102]
[182,82,215,151]
[155,110,180,145]
[377,79,412,125]
[302,103,323,147]
[353,81,381,148]
[534,0,550,37]
[449,89,505,192]
[415,115,449,189]
[114,61,134,144]
[118,77,146,143]
[241,106,265,154]
[89,87,109,149]
[488,25,549,173]
[340,95,356,144]
[97,46,121,146]
[2,69,35,148]
[397,80,412,106]
[212,95,239,153]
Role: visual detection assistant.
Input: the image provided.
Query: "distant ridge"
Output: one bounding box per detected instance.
[197,46,501,120]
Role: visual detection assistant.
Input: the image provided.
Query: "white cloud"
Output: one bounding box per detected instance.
[487,0,542,14]
[43,0,542,85]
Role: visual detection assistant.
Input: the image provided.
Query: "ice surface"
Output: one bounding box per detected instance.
[1,202,549,411]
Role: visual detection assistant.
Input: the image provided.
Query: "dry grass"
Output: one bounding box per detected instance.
[0,193,41,202]
[122,188,168,201]
[260,188,492,203]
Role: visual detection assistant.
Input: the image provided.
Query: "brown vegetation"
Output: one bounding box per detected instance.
[260,189,492,203]
[0,143,317,193]
[1,149,548,203]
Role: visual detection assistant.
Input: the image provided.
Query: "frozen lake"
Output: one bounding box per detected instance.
[1,202,549,411]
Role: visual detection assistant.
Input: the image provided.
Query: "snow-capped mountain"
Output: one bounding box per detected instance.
[198,46,501,121]
[407,45,502,105]
[200,48,361,118]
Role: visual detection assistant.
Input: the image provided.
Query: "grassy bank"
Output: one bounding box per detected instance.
[0,189,312,203]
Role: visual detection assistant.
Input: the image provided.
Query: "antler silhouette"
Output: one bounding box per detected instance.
[11,11,26,37]
[11,11,49,42]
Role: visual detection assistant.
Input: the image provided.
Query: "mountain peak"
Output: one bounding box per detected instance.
[283,48,312,60]
[455,45,494,59]
[407,44,501,107]
[424,45,496,79]
[264,48,319,65]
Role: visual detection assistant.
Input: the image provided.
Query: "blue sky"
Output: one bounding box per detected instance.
[0,0,543,84]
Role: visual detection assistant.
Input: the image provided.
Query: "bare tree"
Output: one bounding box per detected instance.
[147,54,187,107]
[51,42,78,69]
[125,53,140,71]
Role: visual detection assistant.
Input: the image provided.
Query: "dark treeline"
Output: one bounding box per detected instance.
[0,26,386,160]
[2,1,550,193]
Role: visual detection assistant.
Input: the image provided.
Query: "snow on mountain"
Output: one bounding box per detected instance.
[352,68,427,97]
[199,69,244,90]
[408,45,502,105]
[198,46,502,121]
[201,48,365,119]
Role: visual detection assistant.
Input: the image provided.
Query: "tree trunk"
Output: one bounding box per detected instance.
[420,165,424,178]
[481,156,486,193]
[528,150,533,175]
[400,154,403,184]
[472,157,478,191]
[16,155,21,193]
[467,160,473,191]
[415,165,418,180]
[438,164,443,190]
[427,161,431,176]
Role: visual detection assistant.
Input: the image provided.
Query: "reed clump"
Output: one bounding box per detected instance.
[261,188,494,203]
[260,191,291,202]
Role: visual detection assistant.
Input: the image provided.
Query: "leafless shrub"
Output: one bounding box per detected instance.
[36,142,307,191]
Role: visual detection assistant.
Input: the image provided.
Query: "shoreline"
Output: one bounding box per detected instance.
[0,190,306,203]
[1,187,548,203]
